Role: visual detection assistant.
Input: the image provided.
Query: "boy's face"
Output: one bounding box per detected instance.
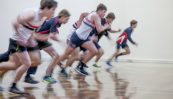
[132,23,137,28]
[106,18,114,24]
[98,10,107,18]
[61,17,70,24]
[44,7,57,19]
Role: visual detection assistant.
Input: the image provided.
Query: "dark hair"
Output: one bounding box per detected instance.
[40,0,58,10]
[96,3,107,11]
[58,9,71,18]
[130,20,138,26]
[106,12,115,20]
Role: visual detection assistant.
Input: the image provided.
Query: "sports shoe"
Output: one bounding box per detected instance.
[43,76,57,84]
[24,76,39,84]
[75,66,89,76]
[59,68,68,77]
[93,63,101,68]
[9,86,27,94]
[106,61,112,67]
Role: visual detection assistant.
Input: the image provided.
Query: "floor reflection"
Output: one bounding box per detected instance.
[0,70,135,99]
[106,69,136,99]
[74,74,100,99]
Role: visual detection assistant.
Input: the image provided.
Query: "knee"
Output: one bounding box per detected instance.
[126,51,131,55]
[99,49,104,56]
[10,63,18,70]
[92,49,98,55]
[99,52,104,57]
[23,60,32,67]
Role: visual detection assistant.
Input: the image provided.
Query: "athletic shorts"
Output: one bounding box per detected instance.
[37,40,52,50]
[116,42,128,49]
[27,46,39,52]
[69,32,89,48]
[79,41,101,52]
[8,38,27,54]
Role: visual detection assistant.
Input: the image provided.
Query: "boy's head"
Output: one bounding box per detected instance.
[40,0,58,19]
[58,9,71,24]
[96,3,107,18]
[130,20,138,28]
[106,12,115,24]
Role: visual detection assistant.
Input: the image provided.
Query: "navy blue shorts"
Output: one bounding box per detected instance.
[116,42,128,49]
[69,32,89,48]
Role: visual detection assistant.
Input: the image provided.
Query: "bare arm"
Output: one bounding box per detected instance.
[49,33,60,41]
[93,14,110,33]
[13,11,35,33]
[109,28,121,33]
[76,12,89,28]
[78,12,89,23]
[49,33,66,47]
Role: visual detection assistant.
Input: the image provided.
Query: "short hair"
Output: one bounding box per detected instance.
[106,12,115,20]
[58,9,71,18]
[130,20,138,26]
[96,3,107,11]
[40,0,58,10]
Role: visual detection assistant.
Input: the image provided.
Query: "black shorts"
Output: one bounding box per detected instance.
[37,40,52,50]
[116,42,129,49]
[27,46,39,52]
[8,38,27,54]
[27,40,52,51]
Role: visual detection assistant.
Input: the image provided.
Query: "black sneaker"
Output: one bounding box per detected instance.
[78,61,88,68]
[24,76,39,84]
[9,86,27,94]
[75,66,89,76]
[60,68,68,77]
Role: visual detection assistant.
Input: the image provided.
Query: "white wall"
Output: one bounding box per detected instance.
[0,0,173,62]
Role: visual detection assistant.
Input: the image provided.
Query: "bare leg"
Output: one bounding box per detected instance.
[45,45,74,76]
[81,41,98,64]
[24,50,41,84]
[108,49,120,62]
[115,47,130,59]
[29,50,41,66]
[94,48,104,63]
[43,46,59,58]
[65,48,80,67]
[75,41,98,76]
[0,54,20,71]
[13,51,31,83]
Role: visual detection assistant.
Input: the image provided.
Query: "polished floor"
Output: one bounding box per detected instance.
[0,61,173,99]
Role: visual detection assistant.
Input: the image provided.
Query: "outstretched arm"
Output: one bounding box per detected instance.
[109,28,121,33]
[127,32,137,46]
